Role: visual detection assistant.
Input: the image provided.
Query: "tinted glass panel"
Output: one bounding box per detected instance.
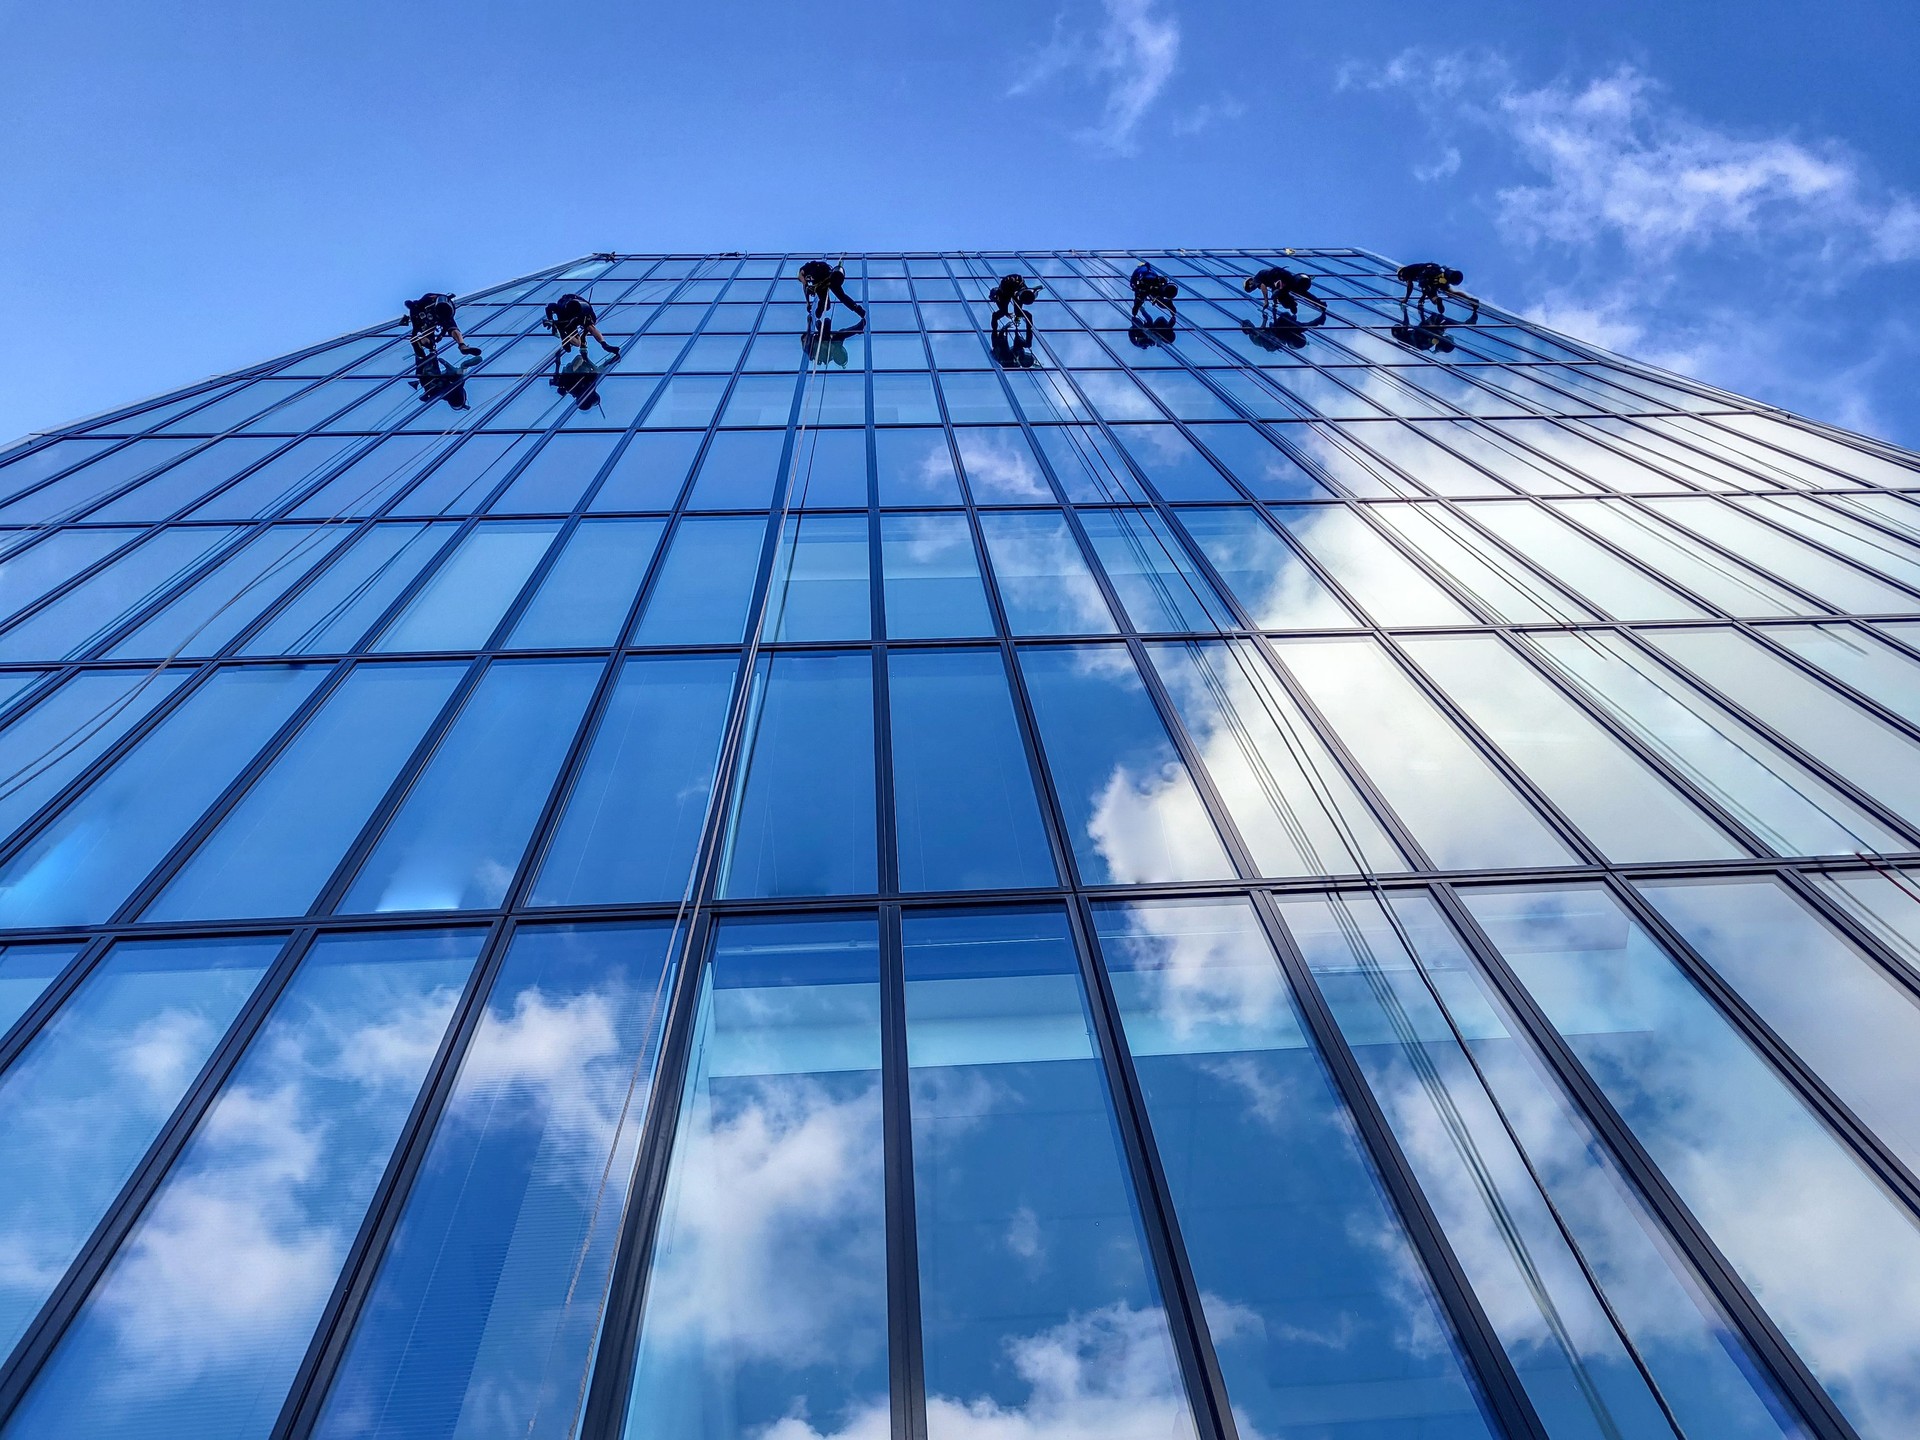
[880,513,992,639]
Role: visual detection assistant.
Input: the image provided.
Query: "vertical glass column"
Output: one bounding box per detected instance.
[624,916,888,1440]
[902,907,1198,1440]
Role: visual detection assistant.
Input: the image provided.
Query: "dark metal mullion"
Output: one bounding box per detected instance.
[270,909,522,1440]
[1065,893,1239,1440]
[1244,888,1552,1440]
[0,924,322,1419]
[878,904,928,1440]
[1603,871,1920,1219]
[1426,880,1864,1440]
[0,932,116,1078]
[578,282,850,1437]
[916,275,1082,898]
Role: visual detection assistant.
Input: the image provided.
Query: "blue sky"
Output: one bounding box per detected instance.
[3,0,1917,445]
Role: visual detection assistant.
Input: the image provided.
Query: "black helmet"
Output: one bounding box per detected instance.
[1445,268,1464,285]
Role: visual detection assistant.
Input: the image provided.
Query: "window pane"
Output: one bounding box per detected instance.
[640,376,727,429]
[147,663,466,921]
[1271,504,1475,625]
[630,515,767,646]
[1077,509,1233,632]
[624,917,887,1440]
[242,522,459,656]
[507,518,665,649]
[1464,885,1920,1440]
[1017,644,1234,883]
[687,430,784,510]
[977,511,1117,635]
[1641,876,1920,1178]
[875,430,961,507]
[720,375,798,428]
[720,653,876,897]
[1111,423,1237,500]
[1763,622,1920,717]
[486,434,619,515]
[1147,639,1405,875]
[880,513,991,639]
[6,929,481,1440]
[871,373,940,424]
[1643,496,1916,613]
[373,521,560,653]
[0,665,327,927]
[1097,898,1500,1439]
[0,529,141,624]
[0,936,279,1356]
[888,649,1055,891]
[531,655,736,906]
[1371,502,1598,623]
[0,943,78,1038]
[1402,633,1744,862]
[313,922,677,1440]
[762,514,871,642]
[1190,423,1333,500]
[904,908,1198,1440]
[1524,630,1899,857]
[0,668,192,845]
[588,431,703,513]
[1273,637,1577,868]
[1460,502,1708,620]
[1288,891,1805,1440]
[1810,868,1920,978]
[1032,423,1149,504]
[106,524,350,659]
[0,527,238,663]
[1645,627,1920,829]
[1553,499,1808,616]
[1172,506,1357,628]
[955,426,1053,504]
[342,659,600,912]
[791,428,867,509]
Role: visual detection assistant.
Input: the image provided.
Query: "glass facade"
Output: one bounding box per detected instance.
[0,248,1915,1439]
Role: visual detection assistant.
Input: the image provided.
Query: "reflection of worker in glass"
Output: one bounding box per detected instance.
[1244,266,1326,324]
[988,273,1041,343]
[405,292,482,361]
[1397,262,1479,321]
[991,326,1038,368]
[801,319,862,368]
[550,350,605,411]
[410,351,478,409]
[1128,314,1176,349]
[1240,308,1323,355]
[1392,304,1466,354]
[545,292,621,358]
[798,259,867,330]
[1129,261,1178,324]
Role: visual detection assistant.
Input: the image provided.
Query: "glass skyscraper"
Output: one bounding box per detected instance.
[0,247,1916,1440]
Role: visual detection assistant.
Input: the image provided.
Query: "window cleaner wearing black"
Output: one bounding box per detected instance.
[1396,262,1479,321]
[1129,262,1179,324]
[1245,265,1326,323]
[545,292,621,359]
[405,292,482,362]
[798,259,867,331]
[988,273,1041,343]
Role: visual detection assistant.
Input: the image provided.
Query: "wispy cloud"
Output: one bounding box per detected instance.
[1011,0,1182,156]
[1346,49,1920,436]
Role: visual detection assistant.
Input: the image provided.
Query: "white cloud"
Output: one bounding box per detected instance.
[1348,49,1920,436]
[1011,0,1182,156]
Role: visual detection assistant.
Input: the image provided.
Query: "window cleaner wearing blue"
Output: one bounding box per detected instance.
[1129,261,1179,324]
[545,293,621,359]
[1397,262,1479,321]
[404,292,482,362]
[1245,265,1326,323]
[798,259,867,331]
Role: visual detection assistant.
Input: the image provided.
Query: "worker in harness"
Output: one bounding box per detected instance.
[1397,262,1479,321]
[1129,261,1179,325]
[404,292,482,361]
[988,273,1041,342]
[798,259,867,331]
[545,292,621,358]
[1244,265,1326,323]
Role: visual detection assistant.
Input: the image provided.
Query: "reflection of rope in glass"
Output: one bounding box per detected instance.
[1011,253,1680,1438]
[536,257,840,1440]
[0,298,607,814]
